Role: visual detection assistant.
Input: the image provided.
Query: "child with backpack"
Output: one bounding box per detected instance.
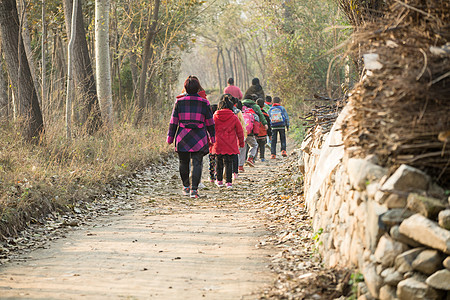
[230,97,246,179]
[256,98,272,161]
[268,97,289,159]
[212,95,245,188]
[240,94,268,168]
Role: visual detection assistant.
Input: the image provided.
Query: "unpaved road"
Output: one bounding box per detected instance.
[0,155,284,299]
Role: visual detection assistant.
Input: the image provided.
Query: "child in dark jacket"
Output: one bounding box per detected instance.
[208,104,218,182]
[268,96,290,158]
[256,98,272,161]
[212,95,245,188]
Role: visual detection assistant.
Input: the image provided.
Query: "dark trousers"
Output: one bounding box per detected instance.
[271,128,286,155]
[209,154,217,181]
[216,154,233,183]
[178,151,203,190]
[256,136,266,159]
[232,154,239,174]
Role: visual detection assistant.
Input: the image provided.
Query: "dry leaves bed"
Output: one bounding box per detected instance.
[0,160,172,265]
[245,154,351,299]
[0,151,351,299]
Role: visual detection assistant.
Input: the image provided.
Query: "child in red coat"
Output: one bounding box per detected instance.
[212,95,245,188]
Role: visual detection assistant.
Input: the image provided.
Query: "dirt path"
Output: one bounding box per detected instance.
[0,154,285,299]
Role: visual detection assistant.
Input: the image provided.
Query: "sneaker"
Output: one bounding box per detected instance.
[246,157,255,167]
[190,190,199,198]
[226,183,232,189]
[198,182,206,189]
[182,186,190,196]
[281,150,287,157]
[261,158,265,162]
[238,166,245,172]
[271,154,276,159]
[233,173,238,180]
[215,180,224,188]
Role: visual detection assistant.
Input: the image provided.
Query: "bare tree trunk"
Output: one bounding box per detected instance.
[63,0,102,134]
[95,0,113,128]
[135,0,161,126]
[65,0,78,139]
[220,48,227,86]
[233,48,238,86]
[249,38,264,82]
[216,48,222,93]
[112,2,122,118]
[125,2,138,99]
[0,50,9,119]
[16,0,42,107]
[254,35,266,82]
[41,0,47,122]
[226,47,234,80]
[240,41,249,91]
[0,0,44,141]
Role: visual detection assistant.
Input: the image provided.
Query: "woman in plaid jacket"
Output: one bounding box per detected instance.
[167,76,216,198]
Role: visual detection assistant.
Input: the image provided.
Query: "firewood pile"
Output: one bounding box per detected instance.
[341,0,450,186]
[301,94,347,134]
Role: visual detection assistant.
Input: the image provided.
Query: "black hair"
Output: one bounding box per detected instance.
[219,94,234,110]
[227,78,234,85]
[251,94,258,101]
[266,95,272,103]
[257,98,265,108]
[184,76,200,94]
[211,104,218,114]
[236,100,243,110]
[273,96,281,104]
[252,78,260,86]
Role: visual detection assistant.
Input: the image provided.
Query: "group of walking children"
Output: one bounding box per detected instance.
[167,76,289,198]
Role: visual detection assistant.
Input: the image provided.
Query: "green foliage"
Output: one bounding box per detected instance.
[347,271,364,300]
[261,0,352,106]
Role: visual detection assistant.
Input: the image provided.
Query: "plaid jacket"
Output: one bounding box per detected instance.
[167,94,215,152]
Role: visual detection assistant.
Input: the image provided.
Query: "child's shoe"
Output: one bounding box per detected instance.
[226,182,232,189]
[215,180,224,188]
[190,190,199,198]
[261,158,265,162]
[238,166,245,172]
[246,156,255,167]
[281,150,287,157]
[271,154,276,159]
[182,186,190,196]
[233,173,238,180]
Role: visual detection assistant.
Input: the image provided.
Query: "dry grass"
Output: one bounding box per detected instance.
[0,118,171,239]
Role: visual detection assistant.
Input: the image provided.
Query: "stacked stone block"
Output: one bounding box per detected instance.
[301,129,450,300]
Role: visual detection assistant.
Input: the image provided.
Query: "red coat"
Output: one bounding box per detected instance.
[212,109,244,155]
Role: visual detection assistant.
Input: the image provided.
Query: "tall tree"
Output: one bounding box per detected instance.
[135,0,161,126]
[0,52,9,119]
[65,0,77,139]
[41,0,47,119]
[63,0,102,134]
[95,0,113,128]
[0,0,44,141]
[16,0,42,108]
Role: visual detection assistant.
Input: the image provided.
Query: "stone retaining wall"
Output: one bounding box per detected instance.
[300,106,450,300]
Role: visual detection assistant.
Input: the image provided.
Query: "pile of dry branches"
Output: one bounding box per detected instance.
[301,94,347,134]
[342,0,450,186]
